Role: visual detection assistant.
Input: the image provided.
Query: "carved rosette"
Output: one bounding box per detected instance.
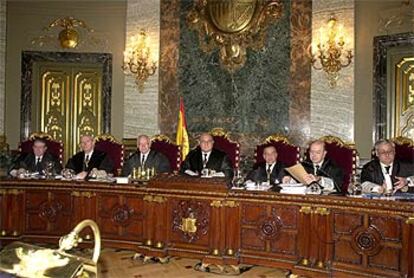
[351,225,383,256]
[257,215,282,241]
[111,205,134,226]
[172,200,209,243]
[39,201,63,222]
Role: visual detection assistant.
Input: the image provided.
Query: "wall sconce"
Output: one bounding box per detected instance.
[122,30,157,93]
[309,16,353,88]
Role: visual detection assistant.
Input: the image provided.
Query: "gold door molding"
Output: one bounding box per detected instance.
[33,63,103,160]
[21,51,112,162]
[395,57,414,138]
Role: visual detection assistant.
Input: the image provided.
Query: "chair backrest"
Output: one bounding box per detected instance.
[209,128,240,170]
[122,138,137,160]
[19,132,64,164]
[254,134,300,168]
[306,135,357,193]
[392,136,414,164]
[94,134,124,176]
[151,134,181,171]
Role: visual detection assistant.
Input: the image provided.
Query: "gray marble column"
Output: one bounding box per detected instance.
[123,0,160,138]
[310,0,355,142]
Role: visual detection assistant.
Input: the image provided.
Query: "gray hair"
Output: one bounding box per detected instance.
[374,139,395,153]
[137,135,151,144]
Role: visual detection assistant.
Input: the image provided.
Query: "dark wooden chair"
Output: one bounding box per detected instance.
[95,134,124,176]
[19,132,64,165]
[254,134,300,168]
[209,128,240,170]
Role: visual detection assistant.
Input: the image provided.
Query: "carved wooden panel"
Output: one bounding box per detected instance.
[0,190,24,237]
[332,210,405,275]
[240,203,299,258]
[169,199,211,247]
[25,190,72,235]
[96,193,144,241]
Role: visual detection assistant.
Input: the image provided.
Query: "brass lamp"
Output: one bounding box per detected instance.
[122,30,157,93]
[309,16,353,88]
[0,219,101,278]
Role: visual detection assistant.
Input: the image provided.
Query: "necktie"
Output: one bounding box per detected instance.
[141,154,146,167]
[266,164,272,182]
[203,153,208,168]
[314,165,320,175]
[84,154,90,171]
[36,157,42,173]
[384,165,393,192]
[266,164,272,175]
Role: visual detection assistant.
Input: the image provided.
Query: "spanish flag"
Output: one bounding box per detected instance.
[176,97,190,160]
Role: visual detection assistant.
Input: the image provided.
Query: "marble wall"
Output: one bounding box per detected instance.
[310,0,355,143]
[123,0,160,138]
[160,0,312,153]
[0,0,6,135]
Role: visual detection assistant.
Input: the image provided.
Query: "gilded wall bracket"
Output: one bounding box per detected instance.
[187,0,283,72]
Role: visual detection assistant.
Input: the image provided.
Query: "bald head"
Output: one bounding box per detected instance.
[137,135,151,154]
[199,133,214,152]
[80,135,95,153]
[309,140,327,164]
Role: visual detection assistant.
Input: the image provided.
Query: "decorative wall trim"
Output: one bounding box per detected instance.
[0,1,6,134]
[373,32,414,141]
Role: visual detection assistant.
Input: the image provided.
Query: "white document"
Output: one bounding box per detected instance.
[184,169,199,176]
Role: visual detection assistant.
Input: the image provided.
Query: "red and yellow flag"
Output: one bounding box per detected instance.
[176,97,189,160]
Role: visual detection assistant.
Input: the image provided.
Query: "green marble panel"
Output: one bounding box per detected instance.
[178,0,291,135]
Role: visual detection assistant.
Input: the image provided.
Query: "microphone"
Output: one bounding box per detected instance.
[301,160,342,194]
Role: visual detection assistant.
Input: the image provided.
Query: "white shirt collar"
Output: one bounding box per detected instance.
[380,162,393,174]
[313,160,324,168]
[266,162,276,173]
[85,151,93,157]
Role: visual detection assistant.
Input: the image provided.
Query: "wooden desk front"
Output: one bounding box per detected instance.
[0,175,413,277]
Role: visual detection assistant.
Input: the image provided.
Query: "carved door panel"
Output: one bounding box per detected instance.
[239,202,300,263]
[96,193,145,242]
[25,190,73,235]
[332,210,407,277]
[32,62,103,160]
[395,57,414,137]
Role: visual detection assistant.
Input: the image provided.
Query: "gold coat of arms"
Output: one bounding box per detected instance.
[188,0,283,72]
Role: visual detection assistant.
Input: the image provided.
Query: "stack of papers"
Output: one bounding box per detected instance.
[245,181,272,191]
[279,183,306,195]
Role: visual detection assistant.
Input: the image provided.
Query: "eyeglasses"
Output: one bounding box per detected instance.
[378,150,395,156]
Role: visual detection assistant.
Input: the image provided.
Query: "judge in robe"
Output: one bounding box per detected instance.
[180,133,234,180]
[121,134,171,176]
[361,139,414,194]
[246,145,290,186]
[66,135,113,179]
[10,138,62,176]
[301,140,343,194]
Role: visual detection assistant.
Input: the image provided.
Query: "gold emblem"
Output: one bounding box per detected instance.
[207,0,257,33]
[180,214,197,234]
[187,0,283,72]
